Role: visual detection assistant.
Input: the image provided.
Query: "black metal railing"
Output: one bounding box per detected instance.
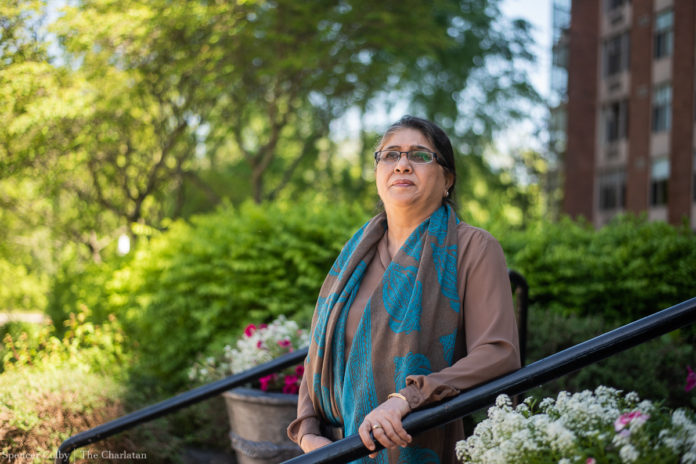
[281,295,696,464]
[55,290,696,464]
[55,348,308,464]
[508,269,529,366]
[55,270,528,462]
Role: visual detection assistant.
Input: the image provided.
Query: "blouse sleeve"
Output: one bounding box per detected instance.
[399,227,521,410]
[286,369,322,445]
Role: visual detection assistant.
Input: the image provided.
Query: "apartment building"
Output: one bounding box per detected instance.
[561,0,696,228]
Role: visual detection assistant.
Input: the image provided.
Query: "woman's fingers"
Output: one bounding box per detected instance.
[385,417,412,445]
[359,397,413,455]
[372,421,406,448]
[360,418,411,451]
[358,420,377,452]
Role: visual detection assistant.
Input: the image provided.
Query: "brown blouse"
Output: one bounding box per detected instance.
[287,221,520,447]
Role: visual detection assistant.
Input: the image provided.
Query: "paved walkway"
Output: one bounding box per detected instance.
[0,312,48,325]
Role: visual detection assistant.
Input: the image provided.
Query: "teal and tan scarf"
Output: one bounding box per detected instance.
[305,204,460,463]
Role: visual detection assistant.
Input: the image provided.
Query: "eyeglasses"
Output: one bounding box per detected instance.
[374,150,439,164]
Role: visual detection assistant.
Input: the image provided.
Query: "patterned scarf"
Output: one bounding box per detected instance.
[305,205,460,463]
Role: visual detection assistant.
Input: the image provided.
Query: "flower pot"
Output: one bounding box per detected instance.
[222,387,302,464]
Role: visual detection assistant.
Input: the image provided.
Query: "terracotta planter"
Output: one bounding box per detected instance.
[222,387,302,464]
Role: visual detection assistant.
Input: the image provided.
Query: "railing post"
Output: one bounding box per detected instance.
[508,269,529,366]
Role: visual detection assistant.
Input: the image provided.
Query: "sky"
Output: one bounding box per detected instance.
[500,0,552,99]
[490,0,553,160]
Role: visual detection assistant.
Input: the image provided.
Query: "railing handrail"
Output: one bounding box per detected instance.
[55,270,527,462]
[55,347,308,464]
[55,293,696,464]
[281,295,696,464]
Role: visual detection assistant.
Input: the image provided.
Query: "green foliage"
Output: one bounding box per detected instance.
[0,259,47,311]
[1,0,538,273]
[46,249,131,330]
[1,307,128,377]
[110,199,368,391]
[0,365,126,463]
[504,214,696,322]
[0,360,230,463]
[524,308,696,410]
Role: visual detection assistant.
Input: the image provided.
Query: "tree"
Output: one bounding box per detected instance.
[1,0,538,268]
[52,0,538,203]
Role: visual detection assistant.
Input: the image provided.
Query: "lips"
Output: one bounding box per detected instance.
[391,178,414,187]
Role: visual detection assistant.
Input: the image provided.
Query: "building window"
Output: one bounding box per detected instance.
[606,0,630,11]
[650,158,669,207]
[598,171,626,211]
[652,83,672,132]
[654,9,674,59]
[603,33,630,77]
[602,100,629,143]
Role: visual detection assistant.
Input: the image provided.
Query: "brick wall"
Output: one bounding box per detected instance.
[668,0,695,224]
[626,0,653,214]
[563,0,600,220]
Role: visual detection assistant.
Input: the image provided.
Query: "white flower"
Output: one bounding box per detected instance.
[188,315,309,391]
[619,444,639,463]
[495,394,512,409]
[455,387,696,464]
[546,421,576,453]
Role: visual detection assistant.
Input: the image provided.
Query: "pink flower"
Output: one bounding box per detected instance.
[614,410,650,433]
[259,323,268,329]
[256,340,263,348]
[685,366,696,392]
[278,339,291,348]
[259,374,275,391]
[282,383,299,394]
[244,324,256,337]
[586,459,596,464]
[295,365,305,378]
[282,374,299,394]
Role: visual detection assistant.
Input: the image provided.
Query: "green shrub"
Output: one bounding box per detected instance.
[0,310,226,463]
[0,363,222,464]
[505,214,696,322]
[111,199,369,391]
[1,306,128,378]
[524,306,696,410]
[0,258,47,312]
[46,250,131,333]
[0,365,126,463]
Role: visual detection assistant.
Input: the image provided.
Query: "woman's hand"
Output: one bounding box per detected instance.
[358,396,412,458]
[299,434,333,453]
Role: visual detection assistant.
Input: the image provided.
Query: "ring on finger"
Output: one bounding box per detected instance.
[372,424,383,430]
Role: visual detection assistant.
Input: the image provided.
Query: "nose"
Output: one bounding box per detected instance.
[394,153,412,172]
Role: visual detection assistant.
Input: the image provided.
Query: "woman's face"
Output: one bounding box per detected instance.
[375,127,452,216]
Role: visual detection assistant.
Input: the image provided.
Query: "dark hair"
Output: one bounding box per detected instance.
[376,115,457,208]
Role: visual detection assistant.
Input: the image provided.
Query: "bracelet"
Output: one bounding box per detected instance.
[387,392,408,403]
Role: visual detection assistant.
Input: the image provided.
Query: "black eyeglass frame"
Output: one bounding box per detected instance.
[373,150,441,165]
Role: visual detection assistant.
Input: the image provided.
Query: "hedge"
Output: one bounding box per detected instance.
[105,199,369,390]
[505,214,696,323]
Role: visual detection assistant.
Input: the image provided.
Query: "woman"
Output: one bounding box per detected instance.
[287,116,520,463]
